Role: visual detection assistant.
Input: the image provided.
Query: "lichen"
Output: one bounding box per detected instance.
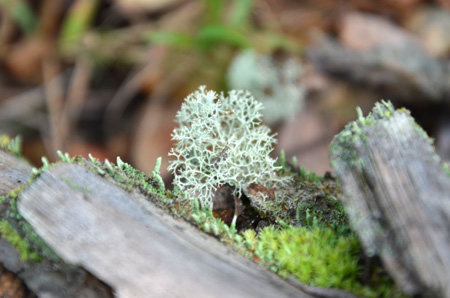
[168,86,291,207]
[227,49,305,125]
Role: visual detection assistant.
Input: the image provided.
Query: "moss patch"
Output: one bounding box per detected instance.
[0,219,42,261]
[0,186,61,262]
[240,225,405,298]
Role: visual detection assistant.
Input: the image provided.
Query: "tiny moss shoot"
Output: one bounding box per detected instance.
[0,135,23,157]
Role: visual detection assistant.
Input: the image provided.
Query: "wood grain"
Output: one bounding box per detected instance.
[18,163,313,298]
[330,110,450,297]
[0,151,32,196]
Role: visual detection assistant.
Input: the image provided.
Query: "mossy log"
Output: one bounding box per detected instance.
[330,102,450,298]
[0,151,317,298]
[0,151,113,298]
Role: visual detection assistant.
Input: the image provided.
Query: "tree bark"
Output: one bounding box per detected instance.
[0,151,315,298]
[330,102,450,298]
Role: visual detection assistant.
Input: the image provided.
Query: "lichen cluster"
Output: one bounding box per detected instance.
[168,86,290,207]
[227,49,305,125]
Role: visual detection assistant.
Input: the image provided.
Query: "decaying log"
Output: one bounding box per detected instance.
[330,102,450,298]
[307,34,450,103]
[0,152,113,298]
[3,158,315,298]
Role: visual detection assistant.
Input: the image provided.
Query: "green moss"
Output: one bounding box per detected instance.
[62,177,92,194]
[1,185,61,262]
[330,101,436,171]
[277,151,323,184]
[0,219,42,261]
[0,135,23,158]
[82,154,166,196]
[251,170,346,230]
[296,199,351,236]
[443,162,450,177]
[330,101,392,170]
[240,225,405,298]
[243,226,359,287]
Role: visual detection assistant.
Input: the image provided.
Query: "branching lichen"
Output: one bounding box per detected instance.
[227,49,305,125]
[168,86,291,207]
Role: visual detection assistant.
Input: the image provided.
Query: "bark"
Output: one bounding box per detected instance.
[330,103,450,298]
[0,151,316,298]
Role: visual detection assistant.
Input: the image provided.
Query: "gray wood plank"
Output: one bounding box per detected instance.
[18,163,313,298]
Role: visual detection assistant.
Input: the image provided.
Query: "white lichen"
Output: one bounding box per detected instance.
[168,86,290,207]
[227,49,305,125]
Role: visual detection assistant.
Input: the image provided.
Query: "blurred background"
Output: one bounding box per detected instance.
[0,0,449,183]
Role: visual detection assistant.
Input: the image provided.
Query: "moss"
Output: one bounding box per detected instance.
[251,153,346,230]
[243,226,360,287]
[443,162,450,177]
[277,151,322,184]
[82,154,165,195]
[2,187,61,262]
[296,199,351,236]
[0,219,42,261]
[330,101,392,170]
[330,101,436,171]
[0,135,23,157]
[240,225,406,298]
[62,177,92,194]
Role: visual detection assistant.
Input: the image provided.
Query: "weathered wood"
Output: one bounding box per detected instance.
[0,150,32,196]
[17,163,314,298]
[330,102,450,298]
[0,151,113,298]
[307,34,450,103]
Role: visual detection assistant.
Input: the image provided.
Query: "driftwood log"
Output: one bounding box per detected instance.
[330,102,450,298]
[0,150,322,298]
